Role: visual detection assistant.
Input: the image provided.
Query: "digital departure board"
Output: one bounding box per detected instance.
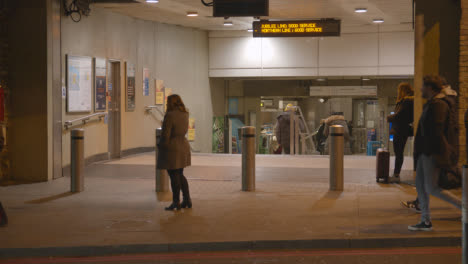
[253,20,341,38]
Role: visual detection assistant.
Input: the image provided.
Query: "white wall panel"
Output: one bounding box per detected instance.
[262,68,318,77]
[318,34,379,68]
[209,30,414,77]
[319,67,378,76]
[379,32,414,67]
[261,38,319,68]
[209,69,263,77]
[378,66,415,75]
[209,37,261,69]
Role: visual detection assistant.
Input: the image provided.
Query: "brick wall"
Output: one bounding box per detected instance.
[0,0,9,182]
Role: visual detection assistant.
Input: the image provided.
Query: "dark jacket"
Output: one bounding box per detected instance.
[275,112,305,147]
[387,96,414,137]
[414,93,456,169]
[157,109,191,170]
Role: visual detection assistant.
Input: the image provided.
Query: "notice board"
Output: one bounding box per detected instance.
[126,62,136,112]
[67,55,92,112]
[94,58,107,112]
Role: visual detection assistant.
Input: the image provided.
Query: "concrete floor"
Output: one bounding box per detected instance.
[0,153,462,255]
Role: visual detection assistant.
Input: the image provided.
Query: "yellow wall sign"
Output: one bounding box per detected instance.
[253,20,340,38]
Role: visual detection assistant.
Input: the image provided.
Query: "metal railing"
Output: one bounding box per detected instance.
[145,105,164,116]
[64,112,107,129]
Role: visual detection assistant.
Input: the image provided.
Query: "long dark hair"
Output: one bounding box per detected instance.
[396,82,414,102]
[167,94,188,113]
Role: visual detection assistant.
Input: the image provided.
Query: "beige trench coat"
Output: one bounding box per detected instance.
[156,110,191,170]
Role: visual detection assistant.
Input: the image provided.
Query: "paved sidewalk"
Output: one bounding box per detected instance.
[0,153,462,258]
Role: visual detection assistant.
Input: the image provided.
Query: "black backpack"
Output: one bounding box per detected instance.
[438,96,461,189]
[0,202,7,227]
[438,167,461,189]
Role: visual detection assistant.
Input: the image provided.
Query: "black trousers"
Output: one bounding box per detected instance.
[393,133,409,175]
[167,168,190,203]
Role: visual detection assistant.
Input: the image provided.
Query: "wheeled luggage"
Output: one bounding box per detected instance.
[376,148,390,183]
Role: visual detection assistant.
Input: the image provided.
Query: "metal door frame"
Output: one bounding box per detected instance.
[108,60,121,159]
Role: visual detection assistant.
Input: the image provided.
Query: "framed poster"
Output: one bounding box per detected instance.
[125,62,136,112]
[67,55,92,112]
[188,118,196,142]
[143,68,150,96]
[155,79,165,105]
[164,87,172,112]
[94,58,107,111]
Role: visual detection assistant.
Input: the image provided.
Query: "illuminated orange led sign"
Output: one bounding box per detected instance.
[253,20,341,37]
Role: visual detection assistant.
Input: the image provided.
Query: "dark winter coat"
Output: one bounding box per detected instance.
[157,110,191,170]
[387,96,414,137]
[275,112,305,147]
[414,93,457,169]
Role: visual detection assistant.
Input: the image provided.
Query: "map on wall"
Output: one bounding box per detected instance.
[67,55,92,112]
[126,62,136,112]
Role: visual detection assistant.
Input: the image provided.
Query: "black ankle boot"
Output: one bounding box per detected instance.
[181,199,192,209]
[165,202,181,211]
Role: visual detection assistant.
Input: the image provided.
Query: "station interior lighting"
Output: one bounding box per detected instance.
[319,98,328,104]
[373,19,384,23]
[362,78,371,81]
[224,21,233,26]
[355,8,367,13]
[146,0,159,3]
[317,78,326,82]
[187,12,198,17]
[247,29,254,32]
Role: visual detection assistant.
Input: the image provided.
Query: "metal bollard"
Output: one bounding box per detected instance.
[329,125,344,191]
[155,128,169,192]
[71,129,84,193]
[242,126,256,191]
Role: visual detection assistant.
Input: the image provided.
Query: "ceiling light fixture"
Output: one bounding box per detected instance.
[224,21,233,26]
[317,78,326,82]
[355,8,367,13]
[362,78,371,81]
[247,29,253,32]
[187,11,198,17]
[373,19,384,24]
[145,0,159,3]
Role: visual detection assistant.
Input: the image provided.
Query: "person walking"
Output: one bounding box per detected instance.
[408,75,461,231]
[323,112,351,155]
[387,83,414,183]
[157,94,192,211]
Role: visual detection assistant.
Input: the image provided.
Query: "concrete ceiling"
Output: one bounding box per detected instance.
[94,0,413,31]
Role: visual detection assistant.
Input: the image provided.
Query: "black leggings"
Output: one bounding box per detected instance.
[167,168,190,203]
[393,133,409,175]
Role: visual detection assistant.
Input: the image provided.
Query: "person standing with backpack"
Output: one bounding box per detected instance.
[408,75,461,231]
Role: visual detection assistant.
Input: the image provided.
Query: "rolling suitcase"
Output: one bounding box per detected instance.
[376,148,390,183]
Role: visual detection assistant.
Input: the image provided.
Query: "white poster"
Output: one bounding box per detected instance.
[67,55,92,112]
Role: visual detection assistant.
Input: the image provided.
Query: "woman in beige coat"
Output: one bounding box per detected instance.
[157,94,192,211]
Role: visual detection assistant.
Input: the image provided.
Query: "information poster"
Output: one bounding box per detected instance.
[164,87,172,112]
[94,58,107,111]
[126,62,136,112]
[188,118,196,142]
[155,79,165,105]
[67,55,92,112]
[212,117,225,153]
[143,68,150,96]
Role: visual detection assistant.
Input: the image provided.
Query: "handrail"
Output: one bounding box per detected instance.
[64,112,107,129]
[145,105,164,116]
